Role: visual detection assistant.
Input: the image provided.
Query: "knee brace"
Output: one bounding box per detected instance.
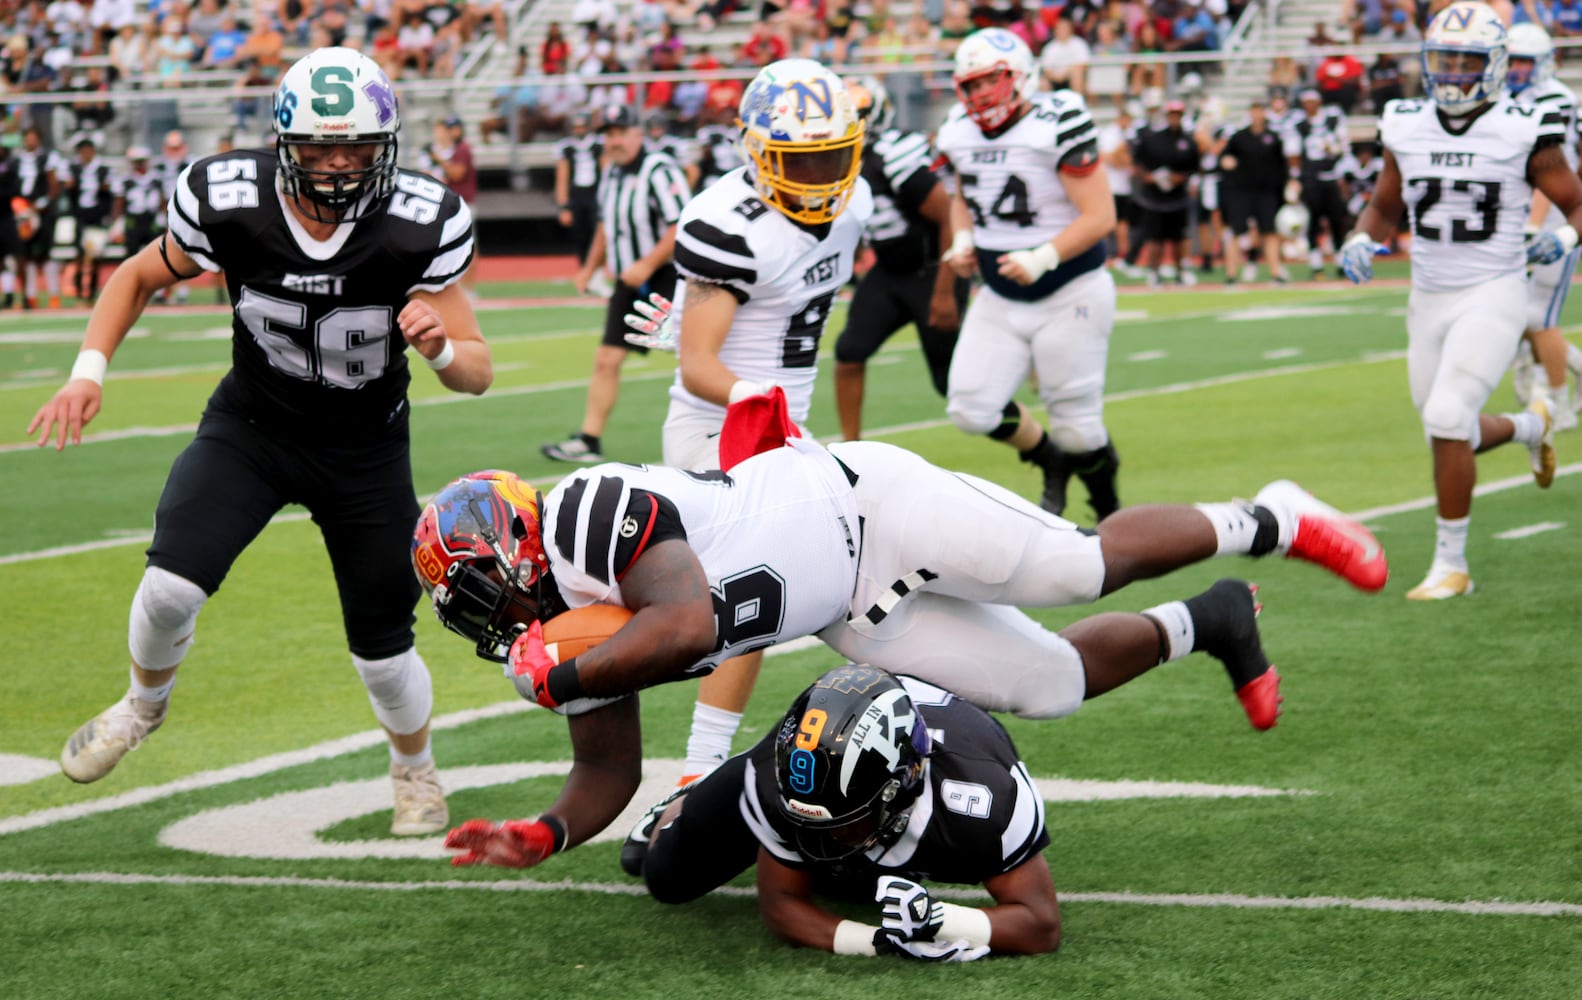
[1420,388,1478,444]
[128,566,208,670]
[352,648,433,736]
[1047,422,1111,455]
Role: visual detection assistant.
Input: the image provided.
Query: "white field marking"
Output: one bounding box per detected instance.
[154,761,1306,862]
[1117,309,1148,321]
[0,327,150,345]
[1,870,1576,918]
[0,754,58,786]
[1492,521,1567,540]
[1347,466,1582,523]
[1127,350,1169,362]
[1263,348,1302,360]
[1218,305,1370,322]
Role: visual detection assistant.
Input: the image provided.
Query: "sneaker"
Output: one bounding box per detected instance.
[1554,403,1578,433]
[1271,270,1292,285]
[1146,270,1162,288]
[1179,269,1198,287]
[1527,399,1556,488]
[60,695,167,783]
[390,760,449,836]
[620,782,694,877]
[585,270,614,299]
[1240,264,1259,283]
[1406,561,1474,601]
[541,434,603,464]
[1253,480,1389,592]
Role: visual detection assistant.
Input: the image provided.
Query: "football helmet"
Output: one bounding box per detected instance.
[738,58,865,225]
[846,75,895,135]
[1506,23,1554,95]
[1421,2,1508,117]
[952,28,1038,133]
[273,46,401,222]
[412,471,559,662]
[1275,201,1311,257]
[774,665,931,863]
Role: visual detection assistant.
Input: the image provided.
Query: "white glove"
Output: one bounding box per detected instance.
[1338,231,1387,284]
[1527,224,1578,266]
[876,876,944,942]
[1284,178,1303,204]
[941,228,974,265]
[1003,241,1060,283]
[874,931,990,963]
[1150,167,1176,191]
[727,378,777,404]
[622,292,675,352]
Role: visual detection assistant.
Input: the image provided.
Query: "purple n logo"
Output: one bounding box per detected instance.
[362,76,398,127]
[1443,6,1474,30]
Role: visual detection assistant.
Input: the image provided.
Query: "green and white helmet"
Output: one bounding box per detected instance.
[272,46,401,221]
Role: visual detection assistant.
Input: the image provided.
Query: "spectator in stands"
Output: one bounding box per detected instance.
[317,0,353,46]
[88,0,137,54]
[461,0,507,44]
[231,19,284,130]
[371,18,401,69]
[571,0,618,33]
[431,114,476,292]
[481,46,541,142]
[740,17,788,66]
[108,20,145,81]
[1169,0,1221,54]
[1316,49,1365,113]
[186,0,224,52]
[393,8,433,76]
[634,0,669,38]
[1511,0,1554,26]
[826,0,858,39]
[939,0,974,45]
[1381,8,1420,42]
[202,14,246,68]
[1087,20,1129,102]
[44,0,88,50]
[1040,16,1090,94]
[360,0,394,43]
[151,14,193,81]
[1009,4,1050,53]
[1552,0,1582,39]
[276,0,312,45]
[537,73,584,133]
[1367,51,1404,110]
[1269,53,1302,91]
[1343,0,1386,42]
[541,20,569,74]
[1129,19,1166,92]
[15,34,60,139]
[68,64,114,137]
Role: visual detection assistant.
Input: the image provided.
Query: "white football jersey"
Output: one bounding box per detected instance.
[1515,77,1579,228]
[541,438,860,675]
[934,91,1099,252]
[670,168,873,423]
[1381,97,1565,292]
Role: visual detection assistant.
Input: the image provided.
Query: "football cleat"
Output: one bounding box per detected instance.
[391,760,449,836]
[60,695,167,783]
[1253,480,1389,592]
[540,434,603,464]
[1236,668,1284,732]
[1195,579,1282,731]
[1526,398,1556,488]
[620,782,694,877]
[1406,561,1475,601]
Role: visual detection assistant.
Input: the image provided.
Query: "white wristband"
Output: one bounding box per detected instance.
[424,340,456,371]
[70,349,109,385]
[727,378,772,405]
[832,919,879,956]
[1008,241,1060,281]
[1556,224,1579,253]
[944,230,974,261]
[936,902,994,948]
[1341,230,1374,250]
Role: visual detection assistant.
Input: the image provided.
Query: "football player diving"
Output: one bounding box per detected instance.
[412,411,1389,873]
[1339,2,1572,599]
[28,47,492,835]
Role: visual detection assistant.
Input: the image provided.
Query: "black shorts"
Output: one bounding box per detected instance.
[1113,193,1138,227]
[125,214,162,256]
[602,263,678,352]
[1138,205,1189,243]
[0,217,22,258]
[835,263,968,397]
[146,401,421,659]
[24,209,53,260]
[1224,188,1280,235]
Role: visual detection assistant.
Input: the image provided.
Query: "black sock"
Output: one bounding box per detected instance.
[1018,431,1055,465]
[1185,579,1268,689]
[1247,506,1280,557]
[580,432,602,453]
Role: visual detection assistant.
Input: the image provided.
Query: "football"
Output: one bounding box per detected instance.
[540,604,634,662]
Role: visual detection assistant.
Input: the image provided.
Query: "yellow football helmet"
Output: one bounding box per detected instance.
[738,59,865,226]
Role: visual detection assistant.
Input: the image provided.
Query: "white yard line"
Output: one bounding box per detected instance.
[0,870,1575,917]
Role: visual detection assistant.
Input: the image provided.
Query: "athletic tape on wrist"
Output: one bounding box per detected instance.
[424,340,456,371]
[71,349,109,385]
[833,920,880,956]
[936,903,993,948]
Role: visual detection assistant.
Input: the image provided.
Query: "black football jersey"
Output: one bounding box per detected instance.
[861,128,942,275]
[117,169,165,218]
[741,675,1050,888]
[166,150,474,439]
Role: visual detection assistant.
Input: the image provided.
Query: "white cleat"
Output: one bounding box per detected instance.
[391,760,449,836]
[60,695,167,783]
[1527,399,1556,488]
[1405,561,1475,601]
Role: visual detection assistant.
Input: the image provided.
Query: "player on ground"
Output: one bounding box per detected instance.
[1340,3,1572,599]
[935,28,1122,522]
[27,47,492,834]
[1506,23,1582,431]
[411,412,1389,865]
[831,76,967,442]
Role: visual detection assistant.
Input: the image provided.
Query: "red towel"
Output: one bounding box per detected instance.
[719,385,801,471]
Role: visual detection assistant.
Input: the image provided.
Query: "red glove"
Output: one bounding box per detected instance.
[444,818,556,868]
[507,619,560,709]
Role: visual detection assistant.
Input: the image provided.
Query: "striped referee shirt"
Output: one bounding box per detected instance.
[598,149,691,276]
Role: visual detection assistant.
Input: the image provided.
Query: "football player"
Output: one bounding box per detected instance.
[111,146,166,262]
[633,58,872,785]
[1340,2,1574,599]
[548,665,1060,960]
[410,415,1390,865]
[934,28,1122,523]
[831,76,968,442]
[1506,23,1582,431]
[27,47,492,835]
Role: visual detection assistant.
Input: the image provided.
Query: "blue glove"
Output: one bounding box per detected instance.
[1527,230,1567,266]
[1339,233,1387,284]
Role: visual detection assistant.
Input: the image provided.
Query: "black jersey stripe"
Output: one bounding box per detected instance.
[580,476,626,585]
[1056,122,1097,147]
[553,477,589,568]
[681,218,754,259]
[1541,111,1567,127]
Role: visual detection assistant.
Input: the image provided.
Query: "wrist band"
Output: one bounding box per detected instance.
[424,340,456,371]
[545,656,586,706]
[936,902,993,948]
[833,919,880,956]
[728,379,770,405]
[70,349,109,385]
[537,814,568,853]
[945,229,974,260]
[1555,224,1579,253]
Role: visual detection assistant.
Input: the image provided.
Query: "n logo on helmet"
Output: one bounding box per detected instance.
[787,79,835,123]
[310,66,355,116]
[1442,5,1474,30]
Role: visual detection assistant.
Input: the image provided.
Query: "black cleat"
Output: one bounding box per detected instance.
[1020,437,1071,516]
[620,783,692,878]
[1072,441,1122,521]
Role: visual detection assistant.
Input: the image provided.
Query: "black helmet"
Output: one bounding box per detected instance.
[774,665,931,862]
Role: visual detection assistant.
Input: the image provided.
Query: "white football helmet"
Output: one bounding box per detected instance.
[1422,2,1508,116]
[738,58,865,225]
[1506,22,1554,96]
[845,75,894,135]
[952,28,1038,132]
[1275,202,1311,257]
[273,46,402,221]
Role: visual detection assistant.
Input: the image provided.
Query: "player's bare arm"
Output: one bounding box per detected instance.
[1528,142,1582,229]
[755,850,848,951]
[621,223,676,289]
[26,235,192,450]
[976,853,1063,955]
[404,283,492,396]
[917,182,961,332]
[676,278,749,405]
[574,224,607,294]
[1350,148,1406,244]
[943,183,977,278]
[543,693,644,849]
[569,538,719,699]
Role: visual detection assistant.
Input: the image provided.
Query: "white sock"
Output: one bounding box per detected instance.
[390,744,433,769]
[684,702,743,779]
[1554,383,1572,415]
[1141,601,1194,662]
[1567,342,1582,373]
[45,261,60,295]
[1504,409,1544,445]
[129,665,175,704]
[1194,502,1265,556]
[1434,516,1470,572]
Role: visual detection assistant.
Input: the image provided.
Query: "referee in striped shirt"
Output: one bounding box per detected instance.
[544,104,691,464]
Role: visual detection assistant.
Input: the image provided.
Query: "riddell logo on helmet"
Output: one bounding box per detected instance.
[785,799,833,820]
[318,121,355,132]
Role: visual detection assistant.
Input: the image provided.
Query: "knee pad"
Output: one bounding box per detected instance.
[1047,424,1110,455]
[128,566,208,670]
[1420,389,1476,443]
[947,395,1009,437]
[352,648,433,736]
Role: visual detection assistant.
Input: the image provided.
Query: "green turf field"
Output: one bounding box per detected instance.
[1,276,1578,999]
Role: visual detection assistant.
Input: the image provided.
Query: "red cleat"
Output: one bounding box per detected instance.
[1235,667,1282,731]
[1254,480,1388,592]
